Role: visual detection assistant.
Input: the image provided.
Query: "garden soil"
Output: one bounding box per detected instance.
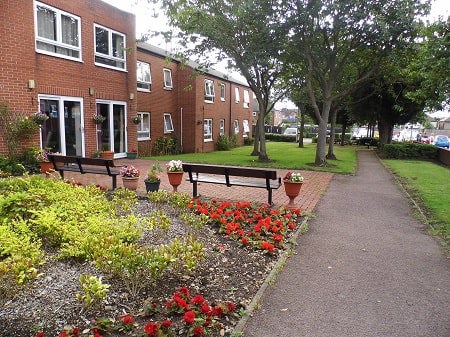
[243,150,450,337]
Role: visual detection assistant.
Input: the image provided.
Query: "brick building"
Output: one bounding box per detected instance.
[136,43,253,155]
[0,0,252,158]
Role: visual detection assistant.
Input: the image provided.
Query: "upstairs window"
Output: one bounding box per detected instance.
[204,80,215,103]
[243,90,250,108]
[137,61,151,91]
[137,112,150,140]
[35,1,81,60]
[220,83,226,101]
[163,69,173,89]
[235,87,240,103]
[94,24,126,70]
[164,113,174,133]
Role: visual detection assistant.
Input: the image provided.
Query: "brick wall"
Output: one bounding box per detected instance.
[0,0,136,156]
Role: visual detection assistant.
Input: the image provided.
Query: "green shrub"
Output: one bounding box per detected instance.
[244,137,254,146]
[77,274,110,310]
[381,142,439,159]
[265,133,297,142]
[311,137,318,143]
[151,136,180,156]
[355,137,379,147]
[217,134,235,150]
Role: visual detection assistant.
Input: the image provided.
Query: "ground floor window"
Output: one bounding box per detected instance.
[38,95,84,156]
[219,119,225,136]
[137,112,150,140]
[243,119,250,137]
[204,118,213,142]
[234,119,239,134]
[96,100,127,156]
[164,113,174,133]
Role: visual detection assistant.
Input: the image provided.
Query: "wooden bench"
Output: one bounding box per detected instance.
[182,163,281,204]
[47,154,121,189]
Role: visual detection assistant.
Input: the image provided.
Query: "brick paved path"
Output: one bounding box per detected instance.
[45,158,333,212]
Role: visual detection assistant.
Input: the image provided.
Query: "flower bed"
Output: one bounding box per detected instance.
[0,178,305,336]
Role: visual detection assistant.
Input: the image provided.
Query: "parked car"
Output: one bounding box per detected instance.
[421,135,430,144]
[283,127,298,135]
[434,135,449,148]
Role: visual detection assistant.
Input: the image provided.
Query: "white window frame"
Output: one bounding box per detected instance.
[220,83,226,101]
[94,23,127,71]
[204,119,213,142]
[235,87,240,103]
[137,112,150,140]
[234,119,240,134]
[164,113,174,133]
[137,61,152,92]
[243,119,250,137]
[34,1,82,61]
[243,90,250,108]
[204,79,215,103]
[219,119,225,136]
[163,68,173,89]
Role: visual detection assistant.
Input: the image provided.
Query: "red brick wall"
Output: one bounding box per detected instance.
[136,49,181,156]
[0,0,136,156]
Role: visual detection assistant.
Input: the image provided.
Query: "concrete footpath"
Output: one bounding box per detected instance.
[243,150,450,337]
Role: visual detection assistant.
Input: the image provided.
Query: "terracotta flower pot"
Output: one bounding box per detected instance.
[39,161,53,174]
[167,171,183,192]
[122,176,139,190]
[284,181,303,210]
[100,151,114,160]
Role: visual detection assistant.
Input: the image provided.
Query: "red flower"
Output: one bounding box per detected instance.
[59,332,68,337]
[201,303,212,316]
[288,223,296,230]
[212,305,224,316]
[191,294,205,305]
[273,234,284,242]
[71,327,80,336]
[193,326,204,336]
[241,237,248,245]
[183,310,196,324]
[93,334,102,337]
[227,302,236,312]
[35,333,45,337]
[121,314,135,324]
[179,286,190,298]
[144,322,159,336]
[161,319,172,328]
[261,241,275,252]
[174,293,188,310]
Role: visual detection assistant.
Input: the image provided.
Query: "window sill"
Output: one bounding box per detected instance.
[36,49,83,63]
[204,139,213,143]
[204,100,214,104]
[137,88,151,93]
[95,62,127,73]
[163,87,173,91]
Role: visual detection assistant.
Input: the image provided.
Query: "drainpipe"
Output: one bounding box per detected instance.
[180,107,183,152]
[229,83,232,137]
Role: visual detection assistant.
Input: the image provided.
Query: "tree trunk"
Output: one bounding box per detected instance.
[251,114,262,156]
[314,99,332,166]
[340,120,347,146]
[378,119,393,147]
[298,107,305,148]
[326,108,337,160]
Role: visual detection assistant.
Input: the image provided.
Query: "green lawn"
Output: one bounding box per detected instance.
[383,159,450,242]
[144,142,357,174]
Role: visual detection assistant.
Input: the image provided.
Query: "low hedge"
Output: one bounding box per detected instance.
[381,142,439,159]
[266,133,297,142]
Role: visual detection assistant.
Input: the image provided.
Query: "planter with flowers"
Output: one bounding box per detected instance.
[126,148,138,159]
[283,171,304,209]
[92,114,106,125]
[36,149,53,173]
[166,160,184,192]
[32,112,49,126]
[131,115,141,125]
[144,162,162,193]
[120,165,140,190]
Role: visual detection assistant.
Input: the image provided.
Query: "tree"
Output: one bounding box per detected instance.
[285,0,430,165]
[156,0,289,161]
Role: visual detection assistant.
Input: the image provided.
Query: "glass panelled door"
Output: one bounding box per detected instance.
[39,96,84,156]
[96,100,127,157]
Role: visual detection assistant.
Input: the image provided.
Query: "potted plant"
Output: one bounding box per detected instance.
[120,165,140,190]
[36,148,53,173]
[283,171,304,209]
[93,114,106,125]
[131,115,141,125]
[126,148,138,159]
[100,145,114,160]
[166,160,183,192]
[144,162,162,193]
[32,112,49,126]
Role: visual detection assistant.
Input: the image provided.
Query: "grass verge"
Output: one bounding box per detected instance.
[144,142,357,174]
[383,159,450,245]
